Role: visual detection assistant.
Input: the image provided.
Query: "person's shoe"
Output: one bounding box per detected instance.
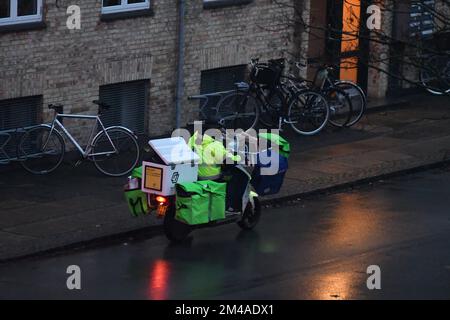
[225,208,242,217]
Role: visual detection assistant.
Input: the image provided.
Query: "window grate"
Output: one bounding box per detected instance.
[0,95,42,162]
[0,95,41,131]
[200,65,247,118]
[99,80,149,135]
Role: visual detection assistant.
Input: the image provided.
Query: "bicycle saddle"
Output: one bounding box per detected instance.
[48,104,64,113]
[92,100,111,109]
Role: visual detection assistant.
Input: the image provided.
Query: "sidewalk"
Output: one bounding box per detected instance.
[1,94,450,261]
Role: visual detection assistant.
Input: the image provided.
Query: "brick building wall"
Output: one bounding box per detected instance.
[367,0,393,99]
[0,0,299,138]
[183,0,299,125]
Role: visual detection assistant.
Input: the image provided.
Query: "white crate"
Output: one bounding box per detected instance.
[142,137,199,196]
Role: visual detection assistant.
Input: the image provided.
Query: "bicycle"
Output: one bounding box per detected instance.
[215,58,330,135]
[293,62,365,128]
[17,101,140,177]
[419,53,450,95]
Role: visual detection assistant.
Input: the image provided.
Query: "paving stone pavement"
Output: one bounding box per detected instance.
[0,95,449,261]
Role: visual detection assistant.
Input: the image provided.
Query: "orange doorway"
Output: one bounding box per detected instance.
[340,0,361,82]
[324,0,369,90]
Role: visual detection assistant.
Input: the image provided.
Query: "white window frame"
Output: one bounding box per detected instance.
[0,0,43,27]
[102,0,150,15]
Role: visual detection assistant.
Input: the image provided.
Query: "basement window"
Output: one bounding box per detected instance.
[102,0,150,15]
[0,95,41,163]
[199,65,247,119]
[99,80,149,135]
[0,0,43,27]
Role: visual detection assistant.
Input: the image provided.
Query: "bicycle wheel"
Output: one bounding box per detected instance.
[259,89,283,128]
[326,87,353,128]
[334,81,366,126]
[91,127,140,177]
[216,92,259,131]
[420,55,450,95]
[18,125,65,174]
[288,90,330,136]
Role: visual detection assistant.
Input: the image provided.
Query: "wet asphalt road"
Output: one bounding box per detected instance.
[1,168,450,300]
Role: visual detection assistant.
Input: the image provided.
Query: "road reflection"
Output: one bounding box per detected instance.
[307,192,384,299]
[310,271,357,300]
[147,259,170,300]
[326,192,382,247]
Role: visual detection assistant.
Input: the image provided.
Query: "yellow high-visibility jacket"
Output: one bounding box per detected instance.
[188,132,240,180]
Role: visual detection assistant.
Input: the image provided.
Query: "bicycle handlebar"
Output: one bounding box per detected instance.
[250,57,260,66]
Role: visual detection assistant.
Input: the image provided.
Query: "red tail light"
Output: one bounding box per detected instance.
[155,196,168,204]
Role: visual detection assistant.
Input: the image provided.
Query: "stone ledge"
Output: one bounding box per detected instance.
[203,0,253,10]
[100,8,154,22]
[0,21,46,34]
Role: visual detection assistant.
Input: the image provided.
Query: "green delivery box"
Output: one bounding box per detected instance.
[124,188,149,217]
[175,181,226,225]
[124,167,149,217]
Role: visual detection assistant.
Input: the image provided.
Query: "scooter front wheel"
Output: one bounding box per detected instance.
[238,197,261,230]
[163,205,192,243]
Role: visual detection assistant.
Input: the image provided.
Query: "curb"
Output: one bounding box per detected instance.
[260,158,450,206]
[2,157,449,265]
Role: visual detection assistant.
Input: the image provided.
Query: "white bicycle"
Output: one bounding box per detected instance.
[18,101,140,177]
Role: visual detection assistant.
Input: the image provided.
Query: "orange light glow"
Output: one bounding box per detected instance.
[341,0,361,53]
[325,192,382,246]
[340,0,361,82]
[340,57,359,82]
[306,192,383,300]
[310,271,356,300]
[148,259,170,300]
[155,196,167,204]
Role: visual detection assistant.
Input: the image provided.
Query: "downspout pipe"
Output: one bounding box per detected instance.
[175,0,186,129]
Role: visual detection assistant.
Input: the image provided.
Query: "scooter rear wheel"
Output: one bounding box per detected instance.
[163,205,192,243]
[238,197,261,230]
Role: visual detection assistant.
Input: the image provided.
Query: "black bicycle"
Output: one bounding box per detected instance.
[216,59,330,135]
[419,53,450,95]
[292,62,365,128]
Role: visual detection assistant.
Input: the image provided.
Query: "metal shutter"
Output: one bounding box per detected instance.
[199,65,247,118]
[200,65,247,94]
[0,95,41,162]
[99,80,149,134]
[0,95,41,130]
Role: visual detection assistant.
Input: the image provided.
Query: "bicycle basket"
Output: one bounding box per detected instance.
[250,64,282,86]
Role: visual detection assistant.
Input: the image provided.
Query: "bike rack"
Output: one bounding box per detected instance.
[0,125,41,165]
[188,90,235,121]
[187,83,250,124]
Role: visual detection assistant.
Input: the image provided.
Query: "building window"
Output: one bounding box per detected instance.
[102,0,150,15]
[0,95,41,162]
[409,0,436,38]
[200,65,247,117]
[99,80,149,135]
[203,0,253,10]
[0,0,43,26]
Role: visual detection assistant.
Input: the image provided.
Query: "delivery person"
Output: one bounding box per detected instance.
[188,131,240,181]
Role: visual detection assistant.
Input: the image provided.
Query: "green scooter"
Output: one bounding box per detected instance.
[160,163,261,242]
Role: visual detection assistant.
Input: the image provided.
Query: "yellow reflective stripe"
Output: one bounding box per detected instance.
[198,164,221,178]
